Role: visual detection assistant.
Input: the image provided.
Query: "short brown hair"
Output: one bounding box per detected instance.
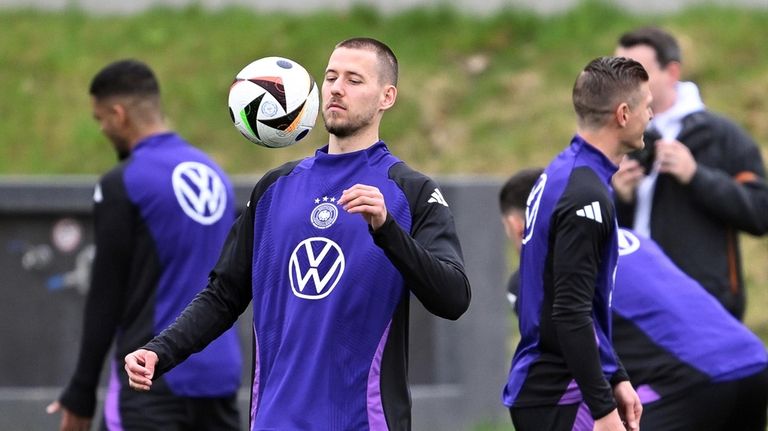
[572,56,649,129]
[89,59,160,100]
[619,26,681,68]
[336,37,398,86]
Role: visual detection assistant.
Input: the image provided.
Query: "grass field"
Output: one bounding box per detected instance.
[2,2,767,177]
[1,3,768,430]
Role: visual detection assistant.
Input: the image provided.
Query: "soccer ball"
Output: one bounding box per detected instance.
[228,57,319,148]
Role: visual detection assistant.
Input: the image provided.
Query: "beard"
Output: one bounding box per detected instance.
[322,107,375,138]
[107,133,132,160]
[323,119,358,138]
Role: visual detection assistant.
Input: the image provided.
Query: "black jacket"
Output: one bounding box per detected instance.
[616,110,768,319]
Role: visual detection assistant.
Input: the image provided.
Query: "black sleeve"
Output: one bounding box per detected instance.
[370,163,471,320]
[551,172,616,419]
[59,169,134,417]
[614,197,636,228]
[144,162,299,377]
[144,207,254,377]
[687,120,768,235]
[609,357,630,386]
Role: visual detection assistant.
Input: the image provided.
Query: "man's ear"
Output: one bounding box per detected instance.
[664,61,681,82]
[380,85,397,111]
[110,102,129,125]
[616,102,630,128]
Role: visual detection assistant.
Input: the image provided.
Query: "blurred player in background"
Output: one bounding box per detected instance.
[502,167,768,431]
[502,56,650,431]
[124,37,471,431]
[47,59,242,431]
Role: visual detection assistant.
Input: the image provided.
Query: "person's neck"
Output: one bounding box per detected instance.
[653,83,678,115]
[327,129,380,154]
[577,128,624,166]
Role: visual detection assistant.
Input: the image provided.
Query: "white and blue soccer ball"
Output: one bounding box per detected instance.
[228,56,319,148]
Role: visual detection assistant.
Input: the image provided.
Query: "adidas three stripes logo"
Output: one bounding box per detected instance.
[576,201,602,223]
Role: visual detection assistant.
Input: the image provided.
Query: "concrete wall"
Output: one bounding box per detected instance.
[0,0,766,15]
[0,175,511,431]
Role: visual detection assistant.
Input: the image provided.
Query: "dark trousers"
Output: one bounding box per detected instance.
[99,384,240,431]
[511,402,594,431]
[641,368,768,431]
[510,369,768,431]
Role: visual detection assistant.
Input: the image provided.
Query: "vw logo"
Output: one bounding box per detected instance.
[288,237,345,300]
[172,161,227,225]
[522,173,547,245]
[617,228,641,256]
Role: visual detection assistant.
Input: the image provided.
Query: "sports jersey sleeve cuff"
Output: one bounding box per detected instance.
[141,341,176,379]
[369,213,398,238]
[591,403,618,421]
[609,369,630,386]
[58,382,97,418]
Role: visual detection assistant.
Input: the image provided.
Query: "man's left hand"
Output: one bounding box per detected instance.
[613,380,642,431]
[339,184,388,230]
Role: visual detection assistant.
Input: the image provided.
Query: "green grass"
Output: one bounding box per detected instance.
[2,5,768,429]
[3,3,767,178]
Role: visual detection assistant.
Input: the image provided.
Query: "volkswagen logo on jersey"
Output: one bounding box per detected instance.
[617,228,641,256]
[289,237,345,300]
[522,173,547,245]
[311,197,339,229]
[172,161,227,225]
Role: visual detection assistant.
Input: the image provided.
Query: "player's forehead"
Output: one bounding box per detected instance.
[325,47,378,77]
